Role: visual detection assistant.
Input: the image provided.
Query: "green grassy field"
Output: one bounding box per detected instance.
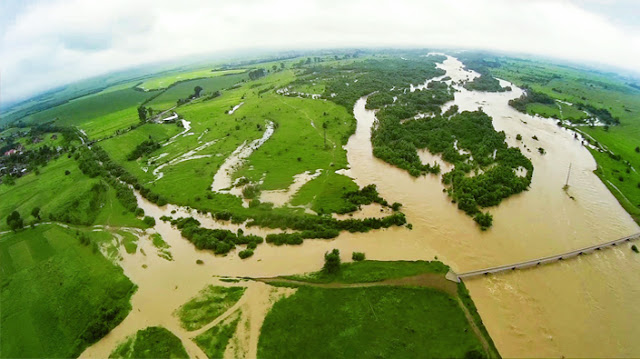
[109,326,188,359]
[98,67,363,219]
[137,69,246,91]
[0,156,145,231]
[146,73,249,111]
[193,310,241,359]
[232,92,355,190]
[16,87,158,139]
[0,224,135,358]
[175,285,245,331]
[258,286,484,359]
[524,102,587,122]
[489,56,640,223]
[290,172,359,213]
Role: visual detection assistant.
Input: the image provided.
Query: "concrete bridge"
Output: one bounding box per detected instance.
[447,233,640,282]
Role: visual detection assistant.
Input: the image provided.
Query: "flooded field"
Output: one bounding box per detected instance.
[83,56,640,358]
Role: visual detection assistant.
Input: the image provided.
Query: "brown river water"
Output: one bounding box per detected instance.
[82,56,640,358]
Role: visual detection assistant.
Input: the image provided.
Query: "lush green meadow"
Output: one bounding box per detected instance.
[137,69,246,91]
[0,225,135,358]
[0,155,144,230]
[259,286,483,358]
[259,260,498,359]
[290,172,359,213]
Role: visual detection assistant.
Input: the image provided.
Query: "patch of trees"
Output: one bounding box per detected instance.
[248,69,267,81]
[336,184,391,214]
[322,57,446,109]
[203,90,221,101]
[574,103,619,125]
[137,106,151,122]
[170,217,263,256]
[238,249,254,258]
[243,210,407,239]
[508,88,555,113]
[368,83,532,229]
[176,86,206,106]
[463,74,508,92]
[6,211,23,231]
[126,139,160,161]
[265,233,303,245]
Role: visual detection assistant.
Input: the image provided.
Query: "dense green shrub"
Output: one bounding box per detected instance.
[352,252,365,261]
[265,233,303,245]
[143,216,156,227]
[473,212,493,231]
[238,249,254,259]
[324,249,341,274]
[126,139,160,161]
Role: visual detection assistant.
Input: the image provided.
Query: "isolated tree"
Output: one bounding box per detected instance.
[6,211,23,232]
[31,207,40,220]
[272,65,277,71]
[323,249,341,274]
[137,106,147,122]
[635,146,639,153]
[194,86,203,97]
[147,107,153,118]
[280,62,285,69]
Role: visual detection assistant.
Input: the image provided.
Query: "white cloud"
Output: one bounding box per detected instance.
[1,0,639,104]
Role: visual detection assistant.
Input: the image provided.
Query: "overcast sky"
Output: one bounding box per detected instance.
[1,0,639,105]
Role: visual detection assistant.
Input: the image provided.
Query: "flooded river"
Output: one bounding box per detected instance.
[83,55,640,358]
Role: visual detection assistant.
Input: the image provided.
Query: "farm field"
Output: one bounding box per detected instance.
[145,72,249,111]
[137,69,246,91]
[14,87,158,140]
[0,224,135,358]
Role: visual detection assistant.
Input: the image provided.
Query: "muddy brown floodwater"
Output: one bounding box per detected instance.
[83,55,640,358]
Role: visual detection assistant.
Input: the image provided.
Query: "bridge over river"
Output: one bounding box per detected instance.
[447,233,640,282]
